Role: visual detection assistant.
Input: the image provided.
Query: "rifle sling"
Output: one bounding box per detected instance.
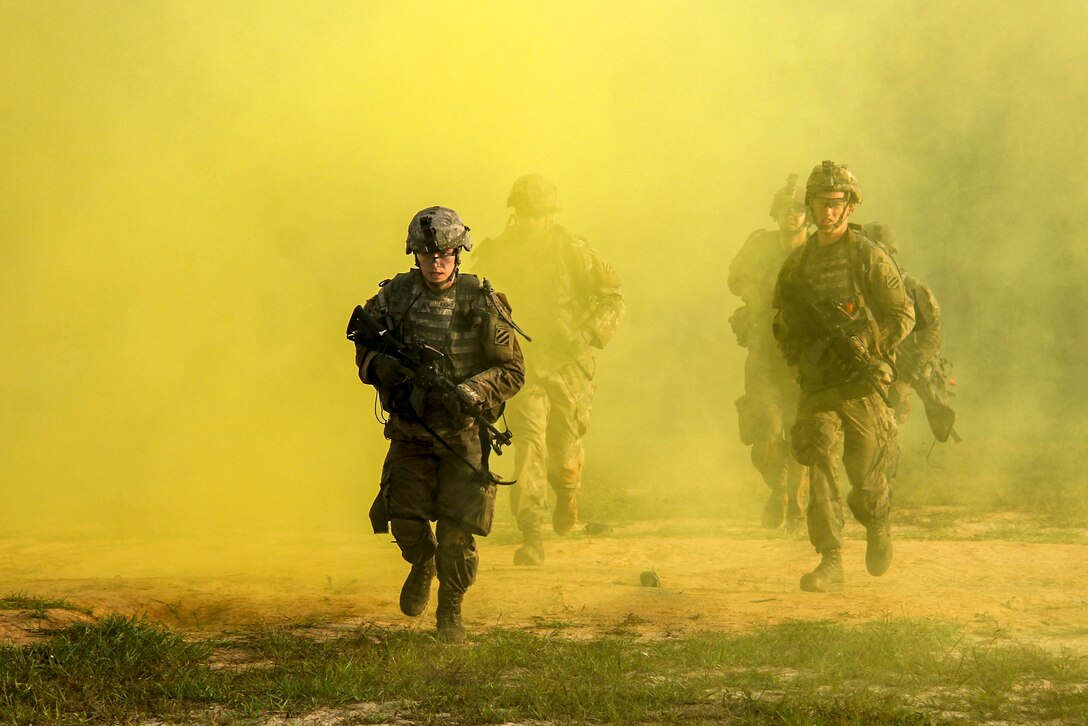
[405,405,514,486]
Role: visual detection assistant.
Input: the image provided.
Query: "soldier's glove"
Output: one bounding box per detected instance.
[443,382,484,417]
[370,354,413,388]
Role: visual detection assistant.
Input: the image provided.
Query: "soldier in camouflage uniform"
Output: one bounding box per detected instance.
[469,175,625,566]
[728,174,811,531]
[772,162,915,592]
[862,222,958,444]
[353,207,524,641]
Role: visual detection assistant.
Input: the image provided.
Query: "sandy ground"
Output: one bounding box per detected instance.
[2,517,1087,652]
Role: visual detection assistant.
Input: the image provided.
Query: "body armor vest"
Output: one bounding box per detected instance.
[375,270,492,382]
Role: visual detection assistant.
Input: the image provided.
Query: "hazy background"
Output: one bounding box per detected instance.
[3,0,1086,542]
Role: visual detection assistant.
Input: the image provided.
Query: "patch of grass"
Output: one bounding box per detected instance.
[0,614,210,724]
[0,592,93,620]
[2,613,1086,724]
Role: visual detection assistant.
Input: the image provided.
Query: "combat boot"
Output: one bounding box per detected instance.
[436,588,466,643]
[799,548,844,593]
[553,491,578,536]
[513,527,545,566]
[865,521,893,576]
[398,558,436,617]
[762,490,788,529]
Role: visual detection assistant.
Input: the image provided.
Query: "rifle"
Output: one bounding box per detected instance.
[798,293,894,407]
[346,305,514,466]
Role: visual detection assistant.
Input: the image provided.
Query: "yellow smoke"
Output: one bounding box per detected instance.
[2,0,1086,544]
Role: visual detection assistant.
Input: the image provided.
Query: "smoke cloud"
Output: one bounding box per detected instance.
[2,1,1085,540]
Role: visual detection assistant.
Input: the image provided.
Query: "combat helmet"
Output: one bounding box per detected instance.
[805,160,862,205]
[405,206,472,255]
[769,173,806,217]
[862,221,898,256]
[507,174,560,217]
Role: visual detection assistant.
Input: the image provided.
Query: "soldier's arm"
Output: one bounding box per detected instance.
[908,276,943,361]
[460,294,525,408]
[771,252,803,363]
[867,247,915,352]
[577,244,625,349]
[353,293,387,385]
[728,230,763,300]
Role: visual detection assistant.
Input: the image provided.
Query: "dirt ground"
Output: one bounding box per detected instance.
[3,516,1087,652]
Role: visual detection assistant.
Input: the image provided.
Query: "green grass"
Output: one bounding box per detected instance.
[0,593,92,620]
[2,612,1085,725]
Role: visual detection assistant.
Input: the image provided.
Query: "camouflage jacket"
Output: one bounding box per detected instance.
[899,271,942,374]
[772,227,915,394]
[470,222,625,380]
[355,269,525,442]
[728,228,805,348]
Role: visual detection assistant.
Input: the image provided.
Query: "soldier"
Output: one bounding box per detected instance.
[728,174,811,531]
[862,222,958,444]
[469,174,625,566]
[351,206,524,641]
[772,162,915,593]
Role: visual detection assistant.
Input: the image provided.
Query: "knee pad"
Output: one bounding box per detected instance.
[436,518,475,552]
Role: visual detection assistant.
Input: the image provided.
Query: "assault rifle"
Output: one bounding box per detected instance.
[346,305,514,460]
[800,295,893,407]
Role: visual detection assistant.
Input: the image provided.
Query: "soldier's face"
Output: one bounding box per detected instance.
[514,210,551,237]
[810,192,854,234]
[416,248,458,289]
[775,205,808,233]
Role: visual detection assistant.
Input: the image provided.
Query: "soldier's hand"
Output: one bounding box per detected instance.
[371,355,413,388]
[443,383,483,417]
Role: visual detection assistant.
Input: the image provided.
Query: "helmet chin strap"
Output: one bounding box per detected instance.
[814,201,851,234]
[433,252,461,288]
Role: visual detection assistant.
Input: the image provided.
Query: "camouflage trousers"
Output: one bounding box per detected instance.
[791,387,897,554]
[887,379,914,426]
[506,365,595,532]
[370,433,497,596]
[736,341,809,519]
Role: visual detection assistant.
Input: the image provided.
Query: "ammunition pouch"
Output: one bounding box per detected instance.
[735,395,780,446]
[729,305,752,348]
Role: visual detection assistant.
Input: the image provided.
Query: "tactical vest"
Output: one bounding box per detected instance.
[373,270,495,381]
[794,229,885,355]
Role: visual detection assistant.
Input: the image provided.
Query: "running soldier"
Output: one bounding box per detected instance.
[862,222,958,444]
[350,207,524,640]
[772,162,915,592]
[470,174,625,566]
[728,174,811,531]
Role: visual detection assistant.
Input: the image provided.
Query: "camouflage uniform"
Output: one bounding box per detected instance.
[470,175,624,564]
[772,162,915,591]
[862,223,957,443]
[729,175,810,530]
[354,207,524,639]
